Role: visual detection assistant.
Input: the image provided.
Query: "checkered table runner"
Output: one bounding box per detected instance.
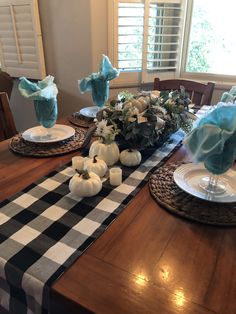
[0,107,208,314]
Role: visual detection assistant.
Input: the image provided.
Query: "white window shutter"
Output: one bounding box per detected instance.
[108,0,144,86]
[0,0,46,79]
[142,0,186,83]
[116,0,144,72]
[109,0,187,85]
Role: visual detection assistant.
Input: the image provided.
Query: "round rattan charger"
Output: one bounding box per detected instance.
[9,127,86,157]
[68,112,94,128]
[149,162,236,227]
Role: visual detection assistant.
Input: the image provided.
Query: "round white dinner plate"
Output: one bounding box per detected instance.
[173,163,236,203]
[79,106,99,118]
[22,124,75,143]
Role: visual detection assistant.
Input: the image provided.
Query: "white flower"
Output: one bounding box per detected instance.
[115,102,123,111]
[95,119,111,136]
[95,119,119,144]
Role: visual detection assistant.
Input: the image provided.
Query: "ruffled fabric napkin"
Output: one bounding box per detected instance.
[18,76,58,128]
[79,55,119,107]
[184,103,236,174]
[221,86,236,103]
[18,75,58,100]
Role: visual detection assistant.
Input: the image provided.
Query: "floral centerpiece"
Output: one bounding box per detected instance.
[95,86,195,151]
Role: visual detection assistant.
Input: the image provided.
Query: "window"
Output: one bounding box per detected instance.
[182,0,236,82]
[0,0,46,79]
[109,0,236,86]
[108,0,187,86]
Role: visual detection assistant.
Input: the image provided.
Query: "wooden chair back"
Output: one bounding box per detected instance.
[0,71,14,99]
[154,78,215,107]
[0,92,17,141]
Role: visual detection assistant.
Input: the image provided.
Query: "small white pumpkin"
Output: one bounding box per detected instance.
[136,96,149,111]
[69,170,102,197]
[89,140,120,166]
[123,98,148,114]
[120,149,142,167]
[84,155,108,178]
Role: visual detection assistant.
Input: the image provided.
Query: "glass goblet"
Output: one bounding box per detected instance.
[199,172,227,195]
[89,78,109,117]
[33,98,58,141]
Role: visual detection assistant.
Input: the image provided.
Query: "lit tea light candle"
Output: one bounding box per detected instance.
[109,167,122,186]
[72,156,85,171]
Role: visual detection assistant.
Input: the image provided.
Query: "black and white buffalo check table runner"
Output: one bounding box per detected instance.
[0,107,208,314]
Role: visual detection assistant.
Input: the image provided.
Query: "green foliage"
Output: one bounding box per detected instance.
[98,88,194,150]
[118,90,134,102]
[160,86,191,114]
[186,5,214,73]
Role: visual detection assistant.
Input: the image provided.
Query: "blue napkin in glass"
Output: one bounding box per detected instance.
[184,103,236,174]
[221,86,236,103]
[79,55,119,107]
[18,75,58,100]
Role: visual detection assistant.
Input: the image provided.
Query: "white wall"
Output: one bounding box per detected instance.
[9,0,227,132]
[11,0,108,132]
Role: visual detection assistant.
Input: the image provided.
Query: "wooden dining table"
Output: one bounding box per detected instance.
[0,124,235,314]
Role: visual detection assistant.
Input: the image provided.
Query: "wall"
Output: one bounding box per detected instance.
[10,0,108,132]
[8,0,229,132]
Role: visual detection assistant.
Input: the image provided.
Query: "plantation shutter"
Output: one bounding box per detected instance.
[0,0,46,79]
[110,0,186,85]
[116,0,144,72]
[142,0,186,82]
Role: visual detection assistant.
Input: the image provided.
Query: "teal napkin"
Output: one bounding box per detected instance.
[184,103,236,174]
[18,75,58,100]
[79,55,119,107]
[221,86,236,103]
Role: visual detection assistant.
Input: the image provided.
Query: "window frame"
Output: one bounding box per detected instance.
[109,0,236,87]
[108,0,187,87]
[180,0,236,84]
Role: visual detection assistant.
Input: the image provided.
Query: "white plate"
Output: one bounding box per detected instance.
[22,124,75,143]
[173,163,236,203]
[80,106,99,118]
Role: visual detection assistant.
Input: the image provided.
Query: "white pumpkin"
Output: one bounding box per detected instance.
[89,140,120,166]
[69,171,102,197]
[84,155,108,178]
[120,149,142,167]
[137,96,149,111]
[123,99,147,113]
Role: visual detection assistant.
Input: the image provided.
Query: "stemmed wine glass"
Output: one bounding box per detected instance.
[184,103,236,200]
[199,171,227,195]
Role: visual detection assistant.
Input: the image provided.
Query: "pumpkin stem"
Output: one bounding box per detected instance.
[128,148,133,152]
[76,169,90,180]
[93,155,98,163]
[75,169,83,175]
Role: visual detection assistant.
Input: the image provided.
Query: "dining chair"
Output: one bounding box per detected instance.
[0,92,17,141]
[0,71,14,99]
[154,78,215,107]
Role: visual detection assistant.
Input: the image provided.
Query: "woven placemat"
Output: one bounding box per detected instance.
[149,163,236,227]
[68,112,95,128]
[9,127,86,157]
